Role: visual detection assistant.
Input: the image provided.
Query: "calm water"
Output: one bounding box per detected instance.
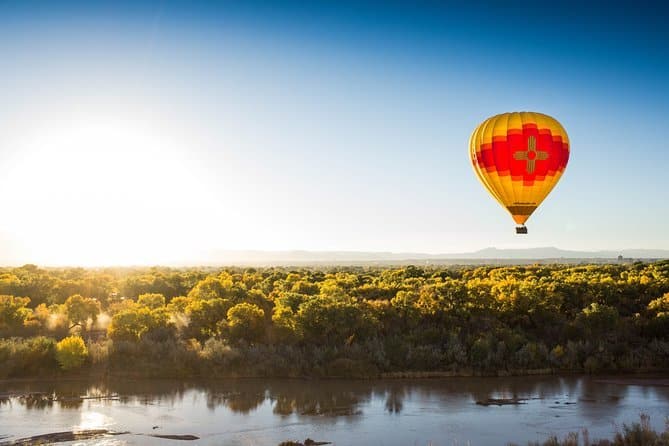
[1,376,668,445]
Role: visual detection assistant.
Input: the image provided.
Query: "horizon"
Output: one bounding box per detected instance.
[2,246,668,268]
[1,1,668,266]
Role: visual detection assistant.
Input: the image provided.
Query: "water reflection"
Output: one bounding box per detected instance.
[384,385,406,414]
[1,376,668,423]
[206,390,266,413]
[78,411,114,430]
[270,385,366,417]
[19,393,56,410]
[2,376,669,446]
[57,395,84,409]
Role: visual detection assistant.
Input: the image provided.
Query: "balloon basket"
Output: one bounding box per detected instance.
[516,226,528,234]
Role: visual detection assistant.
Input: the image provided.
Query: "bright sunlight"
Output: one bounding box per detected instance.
[1,106,222,265]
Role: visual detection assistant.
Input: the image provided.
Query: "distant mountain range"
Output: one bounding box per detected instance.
[200,247,669,266]
[449,247,669,260]
[2,246,667,267]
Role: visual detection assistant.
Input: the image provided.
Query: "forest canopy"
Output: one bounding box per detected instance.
[1,261,668,378]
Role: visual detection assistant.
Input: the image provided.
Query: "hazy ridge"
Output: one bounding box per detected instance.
[200,247,669,266]
[2,247,667,267]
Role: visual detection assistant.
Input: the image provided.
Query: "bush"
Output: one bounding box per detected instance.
[326,357,379,378]
[107,338,200,377]
[0,336,58,377]
[200,338,241,371]
[55,336,88,370]
[86,339,111,365]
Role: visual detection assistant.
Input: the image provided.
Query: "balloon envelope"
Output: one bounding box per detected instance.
[469,112,569,227]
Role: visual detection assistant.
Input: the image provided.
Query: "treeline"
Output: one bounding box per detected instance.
[1,262,669,378]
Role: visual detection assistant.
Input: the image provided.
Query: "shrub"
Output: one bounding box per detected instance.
[326,357,379,378]
[0,337,58,378]
[86,339,111,365]
[200,338,240,365]
[55,336,88,370]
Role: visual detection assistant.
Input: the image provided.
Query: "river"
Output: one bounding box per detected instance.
[1,375,668,445]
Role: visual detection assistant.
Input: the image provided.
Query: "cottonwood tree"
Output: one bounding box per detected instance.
[64,294,101,331]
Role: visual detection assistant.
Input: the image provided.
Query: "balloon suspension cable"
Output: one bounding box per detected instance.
[515,225,528,234]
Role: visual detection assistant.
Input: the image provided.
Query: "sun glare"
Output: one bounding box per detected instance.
[77,411,113,430]
[2,108,222,265]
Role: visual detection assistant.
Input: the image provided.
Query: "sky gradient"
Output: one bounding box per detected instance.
[1,1,668,265]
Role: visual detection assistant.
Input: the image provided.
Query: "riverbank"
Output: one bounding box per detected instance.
[508,414,669,446]
[3,335,669,380]
[379,368,669,379]
[280,418,669,446]
[6,366,669,381]
[3,369,669,388]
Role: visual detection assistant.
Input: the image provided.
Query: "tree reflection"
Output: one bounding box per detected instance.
[576,378,627,421]
[268,381,369,418]
[384,386,406,414]
[206,390,266,413]
[19,393,54,410]
[2,375,668,430]
[57,395,84,409]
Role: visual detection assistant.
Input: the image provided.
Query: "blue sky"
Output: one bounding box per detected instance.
[1,1,668,265]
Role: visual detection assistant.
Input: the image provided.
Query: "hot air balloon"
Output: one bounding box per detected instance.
[469,112,569,234]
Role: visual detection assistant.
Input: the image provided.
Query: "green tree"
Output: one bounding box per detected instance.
[137,293,166,309]
[648,293,669,315]
[107,307,173,342]
[183,298,231,341]
[166,296,191,313]
[227,303,265,342]
[576,302,620,338]
[188,275,247,302]
[646,293,669,338]
[0,295,31,336]
[295,295,378,346]
[55,335,88,370]
[291,280,319,295]
[63,294,101,330]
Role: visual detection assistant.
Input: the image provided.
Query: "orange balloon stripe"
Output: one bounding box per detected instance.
[471,117,505,204]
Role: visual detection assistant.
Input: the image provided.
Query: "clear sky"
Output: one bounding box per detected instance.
[1,1,668,265]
